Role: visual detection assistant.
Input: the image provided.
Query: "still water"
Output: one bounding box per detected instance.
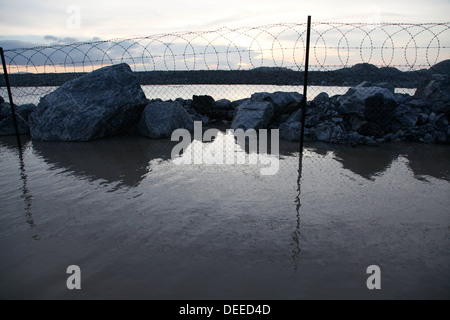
[0,135,448,299]
[0,85,417,105]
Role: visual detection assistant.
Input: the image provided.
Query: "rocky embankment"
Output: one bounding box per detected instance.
[0,62,449,145]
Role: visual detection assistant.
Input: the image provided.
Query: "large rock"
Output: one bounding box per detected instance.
[0,103,35,135]
[336,82,399,138]
[191,95,235,120]
[192,95,215,115]
[138,101,194,139]
[230,98,251,109]
[363,93,398,128]
[337,81,396,117]
[251,91,303,114]
[29,63,147,141]
[231,101,274,130]
[414,74,450,116]
[278,107,306,142]
[392,105,419,129]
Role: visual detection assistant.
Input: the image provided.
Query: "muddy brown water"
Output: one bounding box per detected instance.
[0,135,449,299]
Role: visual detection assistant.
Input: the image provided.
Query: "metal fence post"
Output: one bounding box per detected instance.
[0,47,22,149]
[299,16,311,158]
[294,16,311,268]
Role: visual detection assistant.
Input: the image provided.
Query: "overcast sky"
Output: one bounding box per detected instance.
[0,0,448,72]
[1,0,449,43]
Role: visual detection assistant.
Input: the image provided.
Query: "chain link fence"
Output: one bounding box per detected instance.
[1,21,449,184]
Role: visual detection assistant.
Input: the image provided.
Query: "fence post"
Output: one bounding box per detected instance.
[0,47,22,149]
[299,16,311,158]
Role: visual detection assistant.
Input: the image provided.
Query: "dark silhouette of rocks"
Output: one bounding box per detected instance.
[31,137,178,187]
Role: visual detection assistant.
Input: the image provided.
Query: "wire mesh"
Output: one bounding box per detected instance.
[0,22,449,182]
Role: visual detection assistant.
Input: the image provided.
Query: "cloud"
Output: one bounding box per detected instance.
[1,0,447,40]
[0,35,269,73]
[1,20,448,73]
[44,35,58,42]
[43,36,80,45]
[0,40,39,50]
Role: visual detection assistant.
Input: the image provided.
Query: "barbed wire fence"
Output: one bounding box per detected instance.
[2,22,450,70]
[0,21,449,184]
[1,22,449,96]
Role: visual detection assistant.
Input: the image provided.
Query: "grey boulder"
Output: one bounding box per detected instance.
[251,91,303,114]
[191,95,234,121]
[363,93,398,128]
[392,105,419,129]
[231,101,274,130]
[138,101,194,139]
[278,108,305,142]
[337,81,396,117]
[191,95,215,115]
[29,63,147,141]
[414,74,450,116]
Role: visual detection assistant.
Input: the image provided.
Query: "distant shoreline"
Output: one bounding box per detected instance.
[2,62,447,88]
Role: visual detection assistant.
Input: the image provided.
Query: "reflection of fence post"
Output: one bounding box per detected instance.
[0,47,22,149]
[299,16,311,158]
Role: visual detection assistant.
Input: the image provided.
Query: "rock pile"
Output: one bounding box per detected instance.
[0,62,448,145]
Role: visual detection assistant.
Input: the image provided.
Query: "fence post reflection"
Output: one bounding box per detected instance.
[291,155,303,272]
[17,147,34,228]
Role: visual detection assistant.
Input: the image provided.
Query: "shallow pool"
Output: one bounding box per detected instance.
[0,135,449,299]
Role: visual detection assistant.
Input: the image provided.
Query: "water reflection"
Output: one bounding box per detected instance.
[18,150,34,227]
[2,136,448,192]
[331,145,399,180]
[303,142,450,182]
[291,156,303,273]
[0,136,34,228]
[0,135,30,151]
[31,137,179,188]
[402,144,450,181]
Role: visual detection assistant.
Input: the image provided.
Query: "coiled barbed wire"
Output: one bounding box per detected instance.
[1,22,449,75]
